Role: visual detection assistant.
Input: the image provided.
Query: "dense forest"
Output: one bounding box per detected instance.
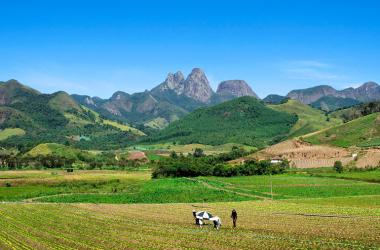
[152,147,289,178]
[147,97,298,147]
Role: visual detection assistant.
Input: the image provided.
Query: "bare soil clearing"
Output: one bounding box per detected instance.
[235,139,380,168]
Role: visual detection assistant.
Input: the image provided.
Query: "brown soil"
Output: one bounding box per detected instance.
[127,151,147,161]
[233,139,380,169]
[232,140,355,168]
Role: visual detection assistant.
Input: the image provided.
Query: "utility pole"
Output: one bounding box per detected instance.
[270,173,273,201]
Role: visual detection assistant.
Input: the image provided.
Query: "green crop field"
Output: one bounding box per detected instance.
[0,201,379,249]
[0,169,379,249]
[309,169,380,183]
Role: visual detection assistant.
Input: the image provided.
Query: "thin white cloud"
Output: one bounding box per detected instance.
[18,71,90,94]
[5,63,160,98]
[286,68,341,81]
[288,60,331,69]
[282,60,348,82]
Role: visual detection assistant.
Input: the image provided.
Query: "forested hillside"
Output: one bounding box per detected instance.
[0,80,143,151]
[310,96,360,112]
[148,97,298,147]
[331,101,380,122]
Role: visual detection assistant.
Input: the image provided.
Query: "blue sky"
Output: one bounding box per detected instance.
[1,0,379,98]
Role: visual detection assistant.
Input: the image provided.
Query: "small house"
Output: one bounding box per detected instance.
[270,158,283,164]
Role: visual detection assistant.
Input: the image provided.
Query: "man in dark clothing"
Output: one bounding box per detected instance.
[192,210,199,225]
[231,209,237,228]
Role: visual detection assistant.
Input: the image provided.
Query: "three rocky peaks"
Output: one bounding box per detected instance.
[153,68,258,103]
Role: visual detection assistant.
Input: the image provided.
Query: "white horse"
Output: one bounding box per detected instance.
[210,216,221,230]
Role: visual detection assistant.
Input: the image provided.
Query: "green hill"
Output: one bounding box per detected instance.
[311,96,360,112]
[0,79,40,105]
[73,90,192,130]
[263,94,288,104]
[304,113,380,147]
[269,99,342,138]
[0,128,25,141]
[48,91,82,113]
[330,101,380,122]
[25,143,92,160]
[148,96,298,147]
[0,80,144,151]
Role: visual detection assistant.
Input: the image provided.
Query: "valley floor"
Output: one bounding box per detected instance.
[0,170,379,249]
[0,200,379,249]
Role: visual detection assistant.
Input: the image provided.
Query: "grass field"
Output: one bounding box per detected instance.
[309,169,380,182]
[102,119,146,136]
[25,143,92,159]
[1,170,380,203]
[0,170,379,249]
[0,171,251,203]
[269,100,342,138]
[304,113,380,147]
[0,128,25,141]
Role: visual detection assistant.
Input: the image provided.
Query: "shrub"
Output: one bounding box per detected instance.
[193,148,205,158]
[334,161,344,173]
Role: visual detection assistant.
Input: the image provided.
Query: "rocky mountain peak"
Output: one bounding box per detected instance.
[287,85,338,104]
[154,71,185,94]
[183,68,214,103]
[349,81,380,102]
[4,79,21,85]
[216,80,259,98]
[84,96,96,106]
[359,81,379,90]
[164,71,183,88]
[287,82,380,104]
[187,68,205,78]
[173,71,184,83]
[110,91,130,101]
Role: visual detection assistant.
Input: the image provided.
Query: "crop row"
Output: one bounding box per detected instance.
[0,201,379,249]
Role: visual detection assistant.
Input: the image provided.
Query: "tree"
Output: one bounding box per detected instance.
[193,148,205,158]
[333,161,343,173]
[170,151,178,159]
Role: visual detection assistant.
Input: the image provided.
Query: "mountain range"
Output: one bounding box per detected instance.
[286,82,380,105]
[73,68,259,129]
[73,68,380,127]
[1,68,379,151]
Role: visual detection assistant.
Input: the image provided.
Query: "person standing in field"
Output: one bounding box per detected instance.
[231,209,237,228]
[192,210,199,225]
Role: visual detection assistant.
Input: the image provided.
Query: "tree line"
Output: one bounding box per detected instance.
[0,152,146,170]
[152,147,289,178]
